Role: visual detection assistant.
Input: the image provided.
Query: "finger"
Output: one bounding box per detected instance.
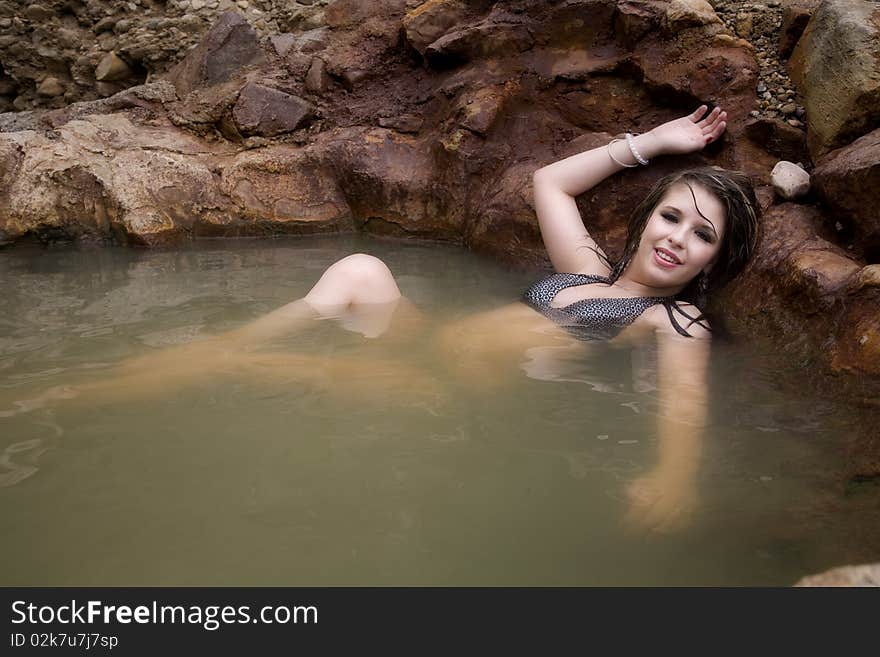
[705,121,726,143]
[690,105,708,121]
[704,110,726,129]
[698,107,722,127]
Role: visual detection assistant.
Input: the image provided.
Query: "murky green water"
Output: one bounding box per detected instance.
[1,235,878,585]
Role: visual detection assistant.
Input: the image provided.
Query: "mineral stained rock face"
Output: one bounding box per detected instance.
[0,0,333,112]
[2,0,880,393]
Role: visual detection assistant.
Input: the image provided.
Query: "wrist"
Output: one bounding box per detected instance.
[633,131,663,161]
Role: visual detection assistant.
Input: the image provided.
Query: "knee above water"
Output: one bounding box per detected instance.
[338,253,395,285]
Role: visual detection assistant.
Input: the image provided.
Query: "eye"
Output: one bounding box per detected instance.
[661,212,678,223]
[696,230,714,243]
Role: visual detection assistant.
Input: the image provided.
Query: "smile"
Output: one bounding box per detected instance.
[654,248,682,267]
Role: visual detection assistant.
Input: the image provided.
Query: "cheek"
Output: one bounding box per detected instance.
[691,241,721,267]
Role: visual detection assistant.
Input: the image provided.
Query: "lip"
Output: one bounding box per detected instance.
[654,248,682,268]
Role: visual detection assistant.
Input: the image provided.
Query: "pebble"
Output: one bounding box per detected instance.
[714,0,805,130]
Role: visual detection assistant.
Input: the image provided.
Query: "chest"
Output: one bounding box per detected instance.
[549,282,638,309]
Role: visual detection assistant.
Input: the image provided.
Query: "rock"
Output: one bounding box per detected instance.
[36,77,65,97]
[378,114,423,134]
[341,69,369,91]
[458,85,507,136]
[665,0,724,32]
[271,28,329,58]
[0,113,349,246]
[95,52,133,82]
[95,81,127,98]
[794,563,880,586]
[745,118,810,162]
[324,127,452,238]
[812,127,880,259]
[25,4,53,22]
[166,11,265,97]
[779,0,820,59]
[305,57,331,93]
[425,20,534,67]
[402,0,469,55]
[232,82,312,137]
[716,203,873,376]
[849,265,880,293]
[635,37,758,140]
[615,0,665,48]
[788,0,880,158]
[324,0,408,30]
[270,33,298,58]
[220,145,350,232]
[295,28,330,54]
[114,19,133,35]
[771,160,811,200]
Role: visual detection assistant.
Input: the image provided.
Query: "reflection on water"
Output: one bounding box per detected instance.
[1,234,878,586]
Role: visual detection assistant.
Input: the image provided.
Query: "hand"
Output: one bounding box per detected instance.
[648,105,728,156]
[623,470,698,535]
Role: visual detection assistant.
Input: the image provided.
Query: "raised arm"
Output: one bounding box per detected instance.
[531,106,727,274]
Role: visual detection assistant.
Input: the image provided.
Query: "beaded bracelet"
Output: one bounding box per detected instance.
[625,132,650,165]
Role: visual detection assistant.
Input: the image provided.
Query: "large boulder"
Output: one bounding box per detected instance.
[788,0,880,158]
[812,127,880,261]
[231,83,313,138]
[715,203,880,378]
[402,0,471,55]
[323,127,458,239]
[166,11,265,98]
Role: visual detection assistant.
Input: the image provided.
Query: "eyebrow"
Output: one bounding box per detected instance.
[662,205,718,235]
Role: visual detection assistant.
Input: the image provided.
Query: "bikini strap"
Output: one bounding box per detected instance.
[661,300,711,338]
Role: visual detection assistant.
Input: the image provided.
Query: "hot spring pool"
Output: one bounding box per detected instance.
[1,234,877,585]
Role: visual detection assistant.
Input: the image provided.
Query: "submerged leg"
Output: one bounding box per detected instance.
[0,254,433,415]
[225,253,425,345]
[433,301,587,390]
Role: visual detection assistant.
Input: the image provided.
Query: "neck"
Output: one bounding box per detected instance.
[616,269,684,298]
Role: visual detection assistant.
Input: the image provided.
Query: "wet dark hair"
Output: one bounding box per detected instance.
[591,166,760,329]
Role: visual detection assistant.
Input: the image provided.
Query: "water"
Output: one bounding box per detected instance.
[1,234,878,586]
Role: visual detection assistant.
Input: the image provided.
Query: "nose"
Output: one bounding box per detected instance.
[666,222,688,248]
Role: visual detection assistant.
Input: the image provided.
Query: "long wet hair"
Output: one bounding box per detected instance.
[591,166,760,327]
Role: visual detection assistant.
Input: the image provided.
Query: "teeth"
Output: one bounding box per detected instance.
[656,249,678,264]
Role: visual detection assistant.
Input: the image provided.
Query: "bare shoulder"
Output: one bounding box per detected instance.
[644,302,712,339]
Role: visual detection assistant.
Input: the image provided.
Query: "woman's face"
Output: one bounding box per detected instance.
[631,182,726,292]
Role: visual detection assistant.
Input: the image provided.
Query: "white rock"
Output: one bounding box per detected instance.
[771,161,810,200]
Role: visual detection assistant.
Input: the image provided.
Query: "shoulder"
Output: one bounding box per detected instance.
[645,301,712,339]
